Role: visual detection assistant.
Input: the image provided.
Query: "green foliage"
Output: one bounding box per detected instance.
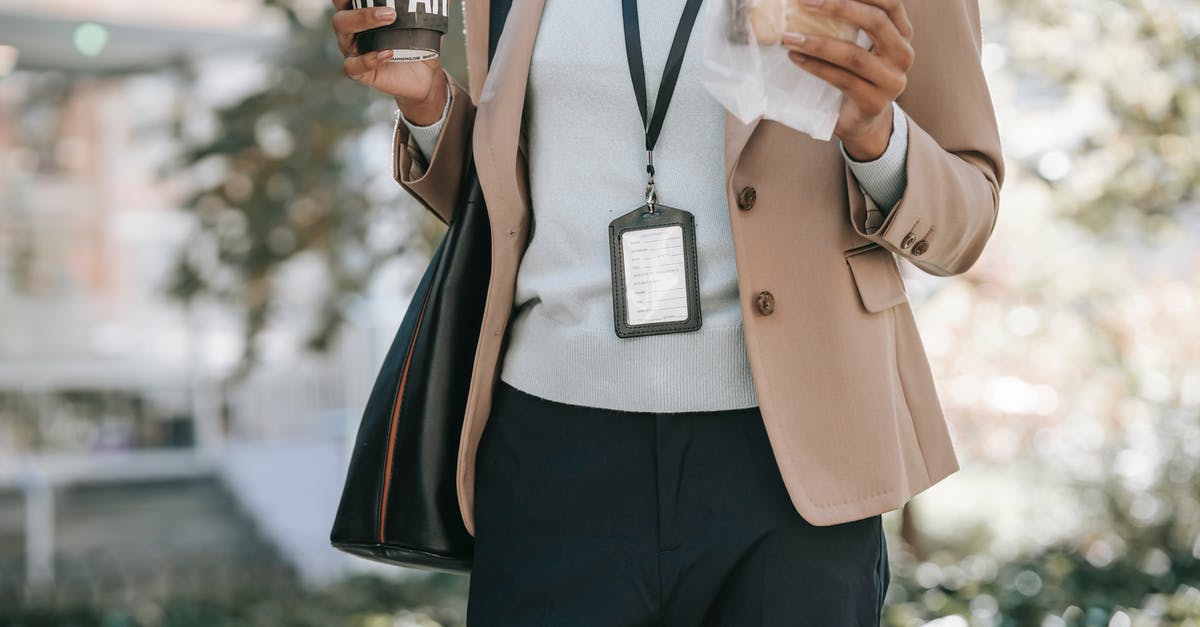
[2,573,469,627]
[165,2,467,378]
[5,547,1200,626]
[985,0,1199,236]
[884,545,1200,626]
[883,397,1200,625]
[167,16,375,376]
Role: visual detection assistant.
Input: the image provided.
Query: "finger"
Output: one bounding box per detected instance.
[333,22,358,57]
[345,49,394,82]
[788,51,891,114]
[851,0,913,40]
[781,33,903,94]
[799,0,911,63]
[332,5,397,56]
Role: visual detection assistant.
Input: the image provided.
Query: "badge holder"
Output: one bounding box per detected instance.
[608,161,703,338]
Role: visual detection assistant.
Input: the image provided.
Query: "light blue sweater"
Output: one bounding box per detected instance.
[399,0,909,412]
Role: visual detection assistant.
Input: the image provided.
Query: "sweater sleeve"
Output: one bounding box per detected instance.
[398,80,452,161]
[838,100,909,217]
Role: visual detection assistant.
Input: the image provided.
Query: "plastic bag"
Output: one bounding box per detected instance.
[701,0,874,141]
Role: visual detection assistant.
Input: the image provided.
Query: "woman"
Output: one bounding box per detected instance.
[332,0,1004,623]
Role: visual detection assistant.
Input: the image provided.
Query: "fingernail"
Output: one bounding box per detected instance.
[782,32,807,45]
[377,50,393,60]
[803,0,823,5]
[376,7,395,18]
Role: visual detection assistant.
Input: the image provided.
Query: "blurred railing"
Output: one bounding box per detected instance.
[1,448,218,597]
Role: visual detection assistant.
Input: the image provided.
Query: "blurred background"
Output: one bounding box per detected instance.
[0,0,1196,625]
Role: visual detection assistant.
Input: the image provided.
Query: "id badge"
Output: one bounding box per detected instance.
[608,203,703,338]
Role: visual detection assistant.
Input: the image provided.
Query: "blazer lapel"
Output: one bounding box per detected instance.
[471,0,546,228]
[724,112,761,184]
[463,0,491,105]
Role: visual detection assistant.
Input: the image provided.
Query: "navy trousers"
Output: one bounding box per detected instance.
[466,380,891,626]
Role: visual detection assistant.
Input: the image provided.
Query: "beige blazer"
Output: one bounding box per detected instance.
[391,0,1005,534]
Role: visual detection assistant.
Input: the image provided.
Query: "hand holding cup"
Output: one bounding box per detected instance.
[331,0,448,125]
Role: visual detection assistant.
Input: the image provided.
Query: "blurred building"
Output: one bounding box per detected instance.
[0,0,405,607]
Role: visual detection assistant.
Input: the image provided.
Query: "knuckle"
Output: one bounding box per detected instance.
[351,9,370,28]
[866,8,889,31]
[338,7,369,31]
[848,50,869,72]
[335,15,362,39]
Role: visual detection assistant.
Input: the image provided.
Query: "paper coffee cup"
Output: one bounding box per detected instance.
[351,0,449,62]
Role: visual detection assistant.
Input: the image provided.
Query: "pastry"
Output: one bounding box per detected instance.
[746,0,858,45]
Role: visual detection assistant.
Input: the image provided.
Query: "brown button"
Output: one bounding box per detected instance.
[912,240,929,255]
[755,290,775,316]
[901,233,916,249]
[737,186,757,211]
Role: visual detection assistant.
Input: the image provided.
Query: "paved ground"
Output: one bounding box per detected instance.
[0,477,295,607]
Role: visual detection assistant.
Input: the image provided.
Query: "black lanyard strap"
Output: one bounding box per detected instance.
[622,0,706,179]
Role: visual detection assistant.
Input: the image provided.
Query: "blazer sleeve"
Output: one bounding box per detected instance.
[843,0,1006,277]
[393,67,477,226]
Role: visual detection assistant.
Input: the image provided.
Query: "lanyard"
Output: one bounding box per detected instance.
[621,0,705,211]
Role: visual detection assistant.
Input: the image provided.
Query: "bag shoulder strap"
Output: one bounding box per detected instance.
[489,0,512,65]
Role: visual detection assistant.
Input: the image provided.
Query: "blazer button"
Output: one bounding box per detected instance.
[901,233,916,249]
[912,240,929,255]
[737,186,757,211]
[755,290,775,316]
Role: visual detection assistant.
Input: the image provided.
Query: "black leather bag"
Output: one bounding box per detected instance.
[329,159,488,572]
[329,2,511,572]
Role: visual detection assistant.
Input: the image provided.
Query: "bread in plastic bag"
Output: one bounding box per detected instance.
[748,0,860,44]
[702,0,873,141]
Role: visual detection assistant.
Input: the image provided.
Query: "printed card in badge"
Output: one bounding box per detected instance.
[608,204,703,338]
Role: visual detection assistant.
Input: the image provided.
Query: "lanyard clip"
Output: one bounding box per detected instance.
[644,150,658,213]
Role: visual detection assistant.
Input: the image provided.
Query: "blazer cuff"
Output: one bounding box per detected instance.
[839,101,909,217]
[843,106,1001,277]
[393,68,476,225]
[398,80,452,160]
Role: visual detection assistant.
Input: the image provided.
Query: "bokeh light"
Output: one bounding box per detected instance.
[72,22,109,58]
